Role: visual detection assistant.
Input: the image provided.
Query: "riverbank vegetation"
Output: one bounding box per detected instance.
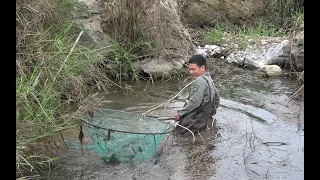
[16,0,304,177]
[203,10,303,48]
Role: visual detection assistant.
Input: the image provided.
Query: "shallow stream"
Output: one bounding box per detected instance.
[35,58,304,180]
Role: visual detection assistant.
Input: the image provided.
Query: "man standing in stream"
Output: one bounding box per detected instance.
[174,54,220,136]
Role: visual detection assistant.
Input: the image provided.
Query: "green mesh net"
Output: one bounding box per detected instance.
[81,109,173,163]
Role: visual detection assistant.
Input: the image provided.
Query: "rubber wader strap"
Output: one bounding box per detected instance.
[200,76,214,102]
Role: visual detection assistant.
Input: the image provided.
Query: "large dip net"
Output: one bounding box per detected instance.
[80,108,174,163]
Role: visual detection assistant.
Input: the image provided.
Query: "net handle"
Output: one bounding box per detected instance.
[144,115,175,121]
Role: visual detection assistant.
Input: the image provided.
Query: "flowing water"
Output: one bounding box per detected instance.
[32,58,304,180]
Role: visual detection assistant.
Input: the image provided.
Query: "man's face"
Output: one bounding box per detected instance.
[188,63,205,78]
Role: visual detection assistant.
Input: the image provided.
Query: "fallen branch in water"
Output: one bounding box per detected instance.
[280,85,304,102]
[262,142,288,146]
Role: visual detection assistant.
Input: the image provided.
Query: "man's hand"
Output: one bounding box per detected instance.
[174,113,181,121]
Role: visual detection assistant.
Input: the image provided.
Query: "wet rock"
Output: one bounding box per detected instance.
[225,50,265,68]
[290,29,304,71]
[135,55,185,76]
[223,37,298,70]
[257,65,282,77]
[265,40,291,65]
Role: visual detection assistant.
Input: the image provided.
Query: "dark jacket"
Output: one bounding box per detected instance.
[176,72,220,136]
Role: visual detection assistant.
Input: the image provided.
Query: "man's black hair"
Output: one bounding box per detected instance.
[188,54,207,69]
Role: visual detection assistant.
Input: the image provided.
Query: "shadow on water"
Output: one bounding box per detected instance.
[32,58,303,180]
[220,98,277,124]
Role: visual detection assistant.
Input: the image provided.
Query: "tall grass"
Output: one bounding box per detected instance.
[16,24,108,175]
[16,0,159,175]
[101,0,159,83]
[16,0,110,175]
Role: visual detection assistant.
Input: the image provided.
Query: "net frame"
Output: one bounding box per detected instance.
[79,109,174,163]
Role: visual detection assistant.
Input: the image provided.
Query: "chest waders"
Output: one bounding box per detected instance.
[176,76,218,136]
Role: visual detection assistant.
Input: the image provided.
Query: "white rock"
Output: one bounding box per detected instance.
[258,65,282,76]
